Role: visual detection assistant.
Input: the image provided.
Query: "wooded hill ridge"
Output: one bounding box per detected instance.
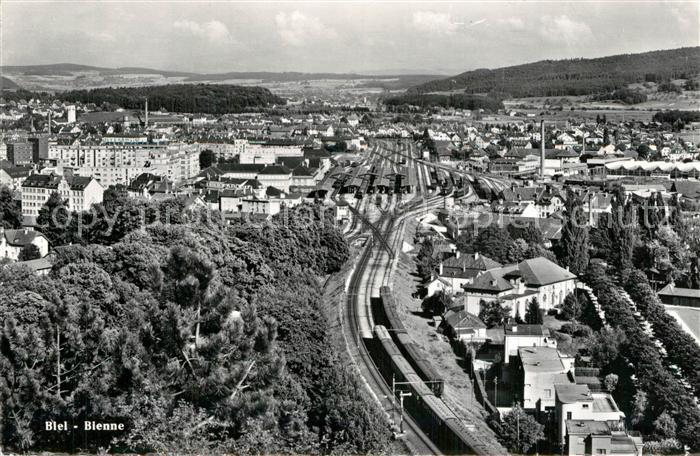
[408,47,700,98]
[58,84,286,114]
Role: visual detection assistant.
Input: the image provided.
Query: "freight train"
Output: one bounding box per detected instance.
[370,325,486,455]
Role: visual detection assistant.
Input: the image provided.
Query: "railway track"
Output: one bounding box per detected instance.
[344,216,441,455]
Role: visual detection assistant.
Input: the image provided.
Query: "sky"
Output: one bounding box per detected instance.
[1,1,698,75]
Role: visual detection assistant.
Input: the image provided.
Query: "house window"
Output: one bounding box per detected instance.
[567,412,572,420]
[596,450,607,455]
[544,389,552,398]
[583,404,589,409]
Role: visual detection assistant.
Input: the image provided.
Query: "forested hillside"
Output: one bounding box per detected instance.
[59,84,286,114]
[383,93,504,112]
[0,189,389,454]
[409,47,700,98]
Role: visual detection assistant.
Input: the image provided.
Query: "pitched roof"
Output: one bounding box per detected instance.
[442,252,502,271]
[258,165,292,175]
[3,228,41,246]
[518,257,576,286]
[443,309,486,330]
[658,283,700,299]
[292,165,313,177]
[463,269,515,293]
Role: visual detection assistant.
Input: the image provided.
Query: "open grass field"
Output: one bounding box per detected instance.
[665,305,700,345]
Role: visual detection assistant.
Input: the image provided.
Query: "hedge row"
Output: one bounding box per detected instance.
[625,269,700,397]
[587,265,700,451]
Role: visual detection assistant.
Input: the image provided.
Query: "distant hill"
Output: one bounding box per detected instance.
[59,84,285,114]
[409,47,700,98]
[187,71,439,84]
[0,63,441,92]
[0,76,21,90]
[1,63,111,75]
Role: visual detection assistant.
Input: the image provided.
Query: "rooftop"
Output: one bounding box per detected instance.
[519,346,566,372]
[555,383,592,404]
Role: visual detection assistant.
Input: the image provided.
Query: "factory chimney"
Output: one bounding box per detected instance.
[48,111,51,135]
[145,98,149,128]
[540,119,545,178]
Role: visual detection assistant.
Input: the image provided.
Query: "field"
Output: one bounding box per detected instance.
[0,65,438,100]
[665,305,700,345]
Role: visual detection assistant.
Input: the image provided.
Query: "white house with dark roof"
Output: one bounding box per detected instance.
[517,346,575,411]
[0,227,49,260]
[256,165,293,192]
[461,256,577,318]
[555,383,642,456]
[427,251,503,296]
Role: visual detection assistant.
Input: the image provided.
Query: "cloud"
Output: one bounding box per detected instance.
[540,15,593,45]
[173,19,232,43]
[498,17,525,30]
[275,11,336,46]
[671,7,692,28]
[412,11,459,35]
[87,31,116,42]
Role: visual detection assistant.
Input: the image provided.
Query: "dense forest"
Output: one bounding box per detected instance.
[0,188,389,454]
[409,47,700,98]
[58,84,286,114]
[653,110,700,124]
[383,93,504,112]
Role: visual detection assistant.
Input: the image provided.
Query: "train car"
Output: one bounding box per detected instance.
[428,170,438,190]
[372,325,482,455]
[356,177,369,199]
[395,332,444,396]
[377,286,408,334]
[444,417,483,455]
[371,325,402,383]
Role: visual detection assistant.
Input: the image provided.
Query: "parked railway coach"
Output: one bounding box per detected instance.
[395,332,445,396]
[370,325,402,382]
[372,325,484,455]
[377,286,408,334]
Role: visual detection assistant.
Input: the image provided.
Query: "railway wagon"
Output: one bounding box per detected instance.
[372,326,484,455]
[395,332,445,397]
[445,417,485,455]
[377,286,408,334]
[370,325,403,383]
[428,170,438,190]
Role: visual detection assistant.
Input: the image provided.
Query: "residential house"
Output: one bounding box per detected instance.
[462,257,577,319]
[657,283,700,308]
[516,346,575,411]
[429,252,503,297]
[504,324,557,363]
[442,308,487,342]
[0,227,50,260]
[21,173,104,219]
[0,166,33,189]
[555,382,641,456]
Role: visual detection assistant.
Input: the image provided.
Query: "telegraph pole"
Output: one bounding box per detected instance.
[494,376,499,408]
[398,391,412,434]
[392,374,396,423]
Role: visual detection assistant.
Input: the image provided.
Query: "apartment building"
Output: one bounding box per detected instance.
[21,173,104,218]
[555,384,641,456]
[7,142,33,165]
[199,140,248,161]
[47,143,200,187]
[239,141,304,164]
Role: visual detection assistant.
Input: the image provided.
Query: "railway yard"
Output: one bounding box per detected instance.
[332,139,510,455]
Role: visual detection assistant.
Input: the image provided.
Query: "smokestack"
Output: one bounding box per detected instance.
[48,111,51,135]
[540,119,545,178]
[145,98,149,128]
